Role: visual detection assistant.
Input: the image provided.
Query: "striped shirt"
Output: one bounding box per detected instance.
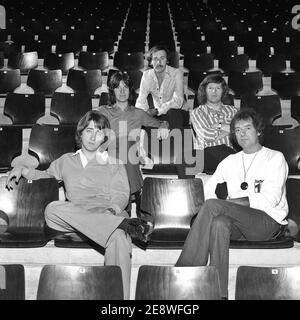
[191,104,238,150]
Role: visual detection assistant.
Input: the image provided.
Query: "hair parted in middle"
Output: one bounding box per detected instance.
[75,110,110,148]
[197,74,229,105]
[108,71,136,106]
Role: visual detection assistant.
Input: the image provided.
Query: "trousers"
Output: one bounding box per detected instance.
[45,201,132,300]
[175,199,281,298]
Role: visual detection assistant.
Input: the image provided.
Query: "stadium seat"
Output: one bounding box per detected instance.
[286,178,300,243]
[66,69,102,97]
[28,124,77,170]
[235,266,300,300]
[43,52,75,75]
[0,264,25,300]
[50,92,92,125]
[183,53,215,72]
[256,54,287,77]
[135,265,221,300]
[3,93,45,127]
[7,51,38,75]
[271,72,300,99]
[27,69,62,96]
[0,126,22,173]
[113,51,145,71]
[0,176,58,247]
[0,69,21,96]
[290,54,300,72]
[139,177,204,248]
[218,54,249,75]
[37,265,123,300]
[228,70,263,98]
[291,96,300,124]
[78,51,109,71]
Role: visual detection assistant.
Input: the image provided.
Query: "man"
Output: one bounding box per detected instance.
[6,110,151,300]
[135,45,190,130]
[175,108,289,299]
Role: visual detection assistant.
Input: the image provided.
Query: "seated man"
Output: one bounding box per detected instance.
[175,108,289,299]
[6,110,151,300]
[135,44,190,130]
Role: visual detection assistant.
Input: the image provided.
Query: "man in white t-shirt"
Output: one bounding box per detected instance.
[176,108,289,299]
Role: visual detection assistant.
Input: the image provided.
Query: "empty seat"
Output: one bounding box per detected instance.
[37,265,123,300]
[0,176,58,247]
[27,69,62,96]
[50,92,92,125]
[135,265,221,300]
[0,126,22,173]
[179,40,209,55]
[139,177,204,248]
[235,266,300,300]
[218,54,249,74]
[28,124,77,170]
[0,69,21,95]
[7,51,38,74]
[290,54,300,72]
[3,93,45,127]
[43,52,75,75]
[286,178,300,242]
[240,94,282,127]
[228,71,263,98]
[271,72,300,99]
[113,51,144,71]
[256,54,286,77]
[291,96,300,123]
[78,51,109,71]
[183,53,214,72]
[66,69,102,97]
[0,264,25,300]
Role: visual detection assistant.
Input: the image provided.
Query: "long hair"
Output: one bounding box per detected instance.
[108,71,136,106]
[230,108,265,146]
[197,74,229,105]
[75,110,110,148]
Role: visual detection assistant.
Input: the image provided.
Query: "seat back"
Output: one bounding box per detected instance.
[113,51,145,71]
[290,95,300,123]
[50,92,92,125]
[78,51,109,71]
[235,266,300,300]
[271,72,300,99]
[4,93,45,126]
[0,126,22,172]
[7,51,38,74]
[140,177,204,247]
[0,69,21,94]
[256,54,286,76]
[135,266,221,300]
[37,265,123,300]
[43,52,75,75]
[218,53,249,74]
[0,176,58,235]
[28,124,77,170]
[286,178,300,242]
[0,264,25,300]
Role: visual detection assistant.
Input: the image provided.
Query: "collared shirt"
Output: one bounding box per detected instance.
[135,65,184,115]
[24,151,129,215]
[191,104,238,150]
[204,147,289,225]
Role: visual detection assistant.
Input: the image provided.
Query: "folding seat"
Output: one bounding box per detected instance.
[0,69,21,96]
[256,54,287,77]
[3,93,45,127]
[10,29,35,43]
[0,176,58,247]
[28,124,77,170]
[271,72,300,99]
[43,52,74,75]
[235,266,300,300]
[0,51,4,69]
[228,71,263,98]
[243,40,272,59]
[0,126,22,173]
[183,53,214,72]
[78,51,109,72]
[291,96,300,123]
[273,42,300,59]
[290,54,300,72]
[0,264,25,300]
[55,39,82,57]
[263,126,300,175]
[240,94,282,127]
[135,266,221,300]
[66,69,102,97]
[64,29,90,46]
[218,54,249,75]
[7,51,38,75]
[23,40,53,59]
[27,69,62,97]
[179,40,209,55]
[117,39,146,53]
[138,177,204,248]
[209,40,239,59]
[37,265,124,300]
[86,39,115,56]
[50,92,92,125]
[188,70,223,93]
[113,51,144,71]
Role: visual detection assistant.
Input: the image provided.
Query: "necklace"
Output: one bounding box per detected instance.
[240,151,260,190]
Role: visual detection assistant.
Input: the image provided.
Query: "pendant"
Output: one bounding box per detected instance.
[240,182,248,190]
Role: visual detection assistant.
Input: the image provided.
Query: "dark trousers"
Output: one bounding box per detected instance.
[157,109,190,130]
[175,199,281,298]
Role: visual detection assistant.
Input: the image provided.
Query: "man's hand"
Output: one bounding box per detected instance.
[6,166,25,190]
[215,129,229,141]
[157,121,169,140]
[148,109,158,116]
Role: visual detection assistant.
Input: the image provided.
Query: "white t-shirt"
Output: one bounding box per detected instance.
[205,146,289,225]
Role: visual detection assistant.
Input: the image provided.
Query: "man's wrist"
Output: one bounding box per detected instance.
[106,208,117,215]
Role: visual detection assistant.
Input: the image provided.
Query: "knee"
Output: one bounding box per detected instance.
[44,201,68,223]
[107,229,132,249]
[204,199,222,210]
[211,215,231,233]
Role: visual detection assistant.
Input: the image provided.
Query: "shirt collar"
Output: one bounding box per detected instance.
[150,65,172,80]
[72,149,109,167]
